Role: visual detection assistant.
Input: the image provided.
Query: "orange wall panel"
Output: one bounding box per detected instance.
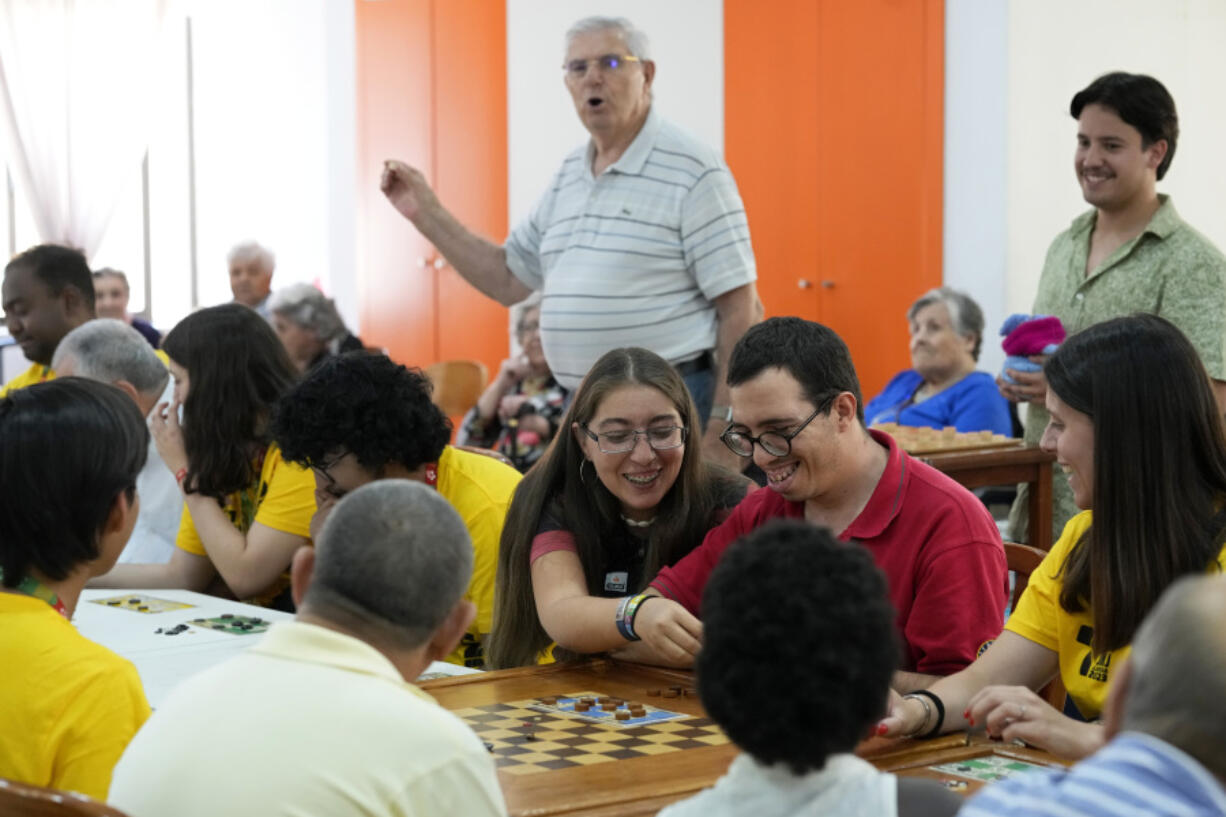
[355,0,509,375]
[433,0,510,374]
[355,0,435,366]
[725,0,944,398]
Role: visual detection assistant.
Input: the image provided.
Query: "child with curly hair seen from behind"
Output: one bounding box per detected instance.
[659,520,960,817]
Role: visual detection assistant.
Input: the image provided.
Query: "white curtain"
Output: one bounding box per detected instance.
[0,0,169,260]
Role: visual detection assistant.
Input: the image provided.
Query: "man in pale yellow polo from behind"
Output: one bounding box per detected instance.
[1,244,95,395]
[110,480,507,817]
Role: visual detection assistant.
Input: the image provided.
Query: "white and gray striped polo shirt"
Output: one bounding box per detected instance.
[505,108,757,390]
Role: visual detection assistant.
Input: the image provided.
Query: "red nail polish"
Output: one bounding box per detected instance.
[968,717,975,726]
[876,723,888,736]
[963,709,971,719]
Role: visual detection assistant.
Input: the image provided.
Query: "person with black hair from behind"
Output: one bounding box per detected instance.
[659,520,961,817]
[0,379,151,799]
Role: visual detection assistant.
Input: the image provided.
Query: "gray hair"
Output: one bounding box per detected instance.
[226,241,275,273]
[52,319,168,397]
[267,283,347,342]
[565,16,651,61]
[906,286,985,361]
[1122,573,1226,779]
[93,267,130,293]
[304,480,474,649]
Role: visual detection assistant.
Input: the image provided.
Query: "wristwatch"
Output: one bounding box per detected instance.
[710,404,733,422]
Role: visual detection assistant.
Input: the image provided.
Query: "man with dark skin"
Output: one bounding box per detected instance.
[1,244,95,396]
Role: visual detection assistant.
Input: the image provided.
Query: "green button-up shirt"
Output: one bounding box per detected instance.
[1013,195,1226,542]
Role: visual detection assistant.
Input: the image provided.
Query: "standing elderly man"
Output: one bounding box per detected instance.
[381,16,759,469]
[52,319,182,564]
[227,240,275,317]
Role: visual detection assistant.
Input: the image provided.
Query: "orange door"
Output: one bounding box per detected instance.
[355,0,436,366]
[726,0,944,397]
[355,0,510,375]
[433,0,509,372]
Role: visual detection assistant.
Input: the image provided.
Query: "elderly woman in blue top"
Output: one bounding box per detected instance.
[864,287,1012,435]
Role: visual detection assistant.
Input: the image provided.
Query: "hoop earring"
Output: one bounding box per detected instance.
[579,459,590,485]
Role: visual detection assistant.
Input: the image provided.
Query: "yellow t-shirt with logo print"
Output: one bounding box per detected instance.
[176,442,316,604]
[1006,509,1226,719]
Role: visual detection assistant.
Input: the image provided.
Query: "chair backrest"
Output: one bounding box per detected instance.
[1004,541,1066,710]
[1004,541,1046,611]
[0,778,130,817]
[424,360,488,418]
[454,444,516,470]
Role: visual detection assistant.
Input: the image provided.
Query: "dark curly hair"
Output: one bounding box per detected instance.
[162,304,298,498]
[697,520,899,774]
[270,352,451,472]
[0,379,147,586]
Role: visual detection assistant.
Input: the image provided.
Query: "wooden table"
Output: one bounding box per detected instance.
[919,443,1056,551]
[424,659,1067,816]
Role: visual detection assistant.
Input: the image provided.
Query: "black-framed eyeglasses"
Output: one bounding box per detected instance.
[563,53,641,78]
[582,424,687,454]
[720,405,825,458]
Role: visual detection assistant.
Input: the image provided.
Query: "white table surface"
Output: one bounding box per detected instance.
[75,588,479,708]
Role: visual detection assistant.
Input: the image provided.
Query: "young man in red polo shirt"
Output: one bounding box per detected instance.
[634,317,1008,689]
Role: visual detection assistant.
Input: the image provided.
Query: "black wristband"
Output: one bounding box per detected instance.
[906,689,945,739]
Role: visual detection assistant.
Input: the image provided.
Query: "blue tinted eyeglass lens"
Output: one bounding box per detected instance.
[600,55,621,70]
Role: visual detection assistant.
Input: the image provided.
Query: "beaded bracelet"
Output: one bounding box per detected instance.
[903,689,946,739]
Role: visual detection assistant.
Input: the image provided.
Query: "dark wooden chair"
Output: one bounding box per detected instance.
[424,360,488,418]
[454,444,516,470]
[1004,541,1066,710]
[0,778,130,817]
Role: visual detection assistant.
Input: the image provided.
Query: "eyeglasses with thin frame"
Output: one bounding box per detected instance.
[720,403,828,458]
[563,53,641,79]
[582,424,687,454]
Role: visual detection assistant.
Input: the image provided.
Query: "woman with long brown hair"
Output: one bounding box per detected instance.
[94,304,315,608]
[486,347,750,669]
[879,314,1226,759]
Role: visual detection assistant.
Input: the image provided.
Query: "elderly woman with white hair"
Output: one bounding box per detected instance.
[863,287,1012,435]
[268,283,364,373]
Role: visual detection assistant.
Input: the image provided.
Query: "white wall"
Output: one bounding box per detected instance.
[1004,0,1226,315]
[185,0,357,328]
[944,0,1009,379]
[506,1,725,227]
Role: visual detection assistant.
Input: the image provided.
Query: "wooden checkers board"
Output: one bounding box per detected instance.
[453,691,728,776]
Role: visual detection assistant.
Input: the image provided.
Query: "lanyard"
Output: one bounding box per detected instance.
[0,567,68,619]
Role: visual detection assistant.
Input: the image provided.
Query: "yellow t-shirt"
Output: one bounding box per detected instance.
[176,443,316,603]
[436,445,521,668]
[0,362,54,397]
[1007,510,1226,719]
[0,593,150,799]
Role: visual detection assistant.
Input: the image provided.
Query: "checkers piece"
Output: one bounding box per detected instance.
[663,689,679,698]
[646,688,661,697]
[615,711,631,721]
[575,702,591,712]
[601,702,618,711]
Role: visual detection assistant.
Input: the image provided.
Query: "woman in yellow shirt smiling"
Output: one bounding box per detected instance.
[880,314,1226,760]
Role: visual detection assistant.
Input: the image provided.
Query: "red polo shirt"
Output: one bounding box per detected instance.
[651,430,1008,674]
